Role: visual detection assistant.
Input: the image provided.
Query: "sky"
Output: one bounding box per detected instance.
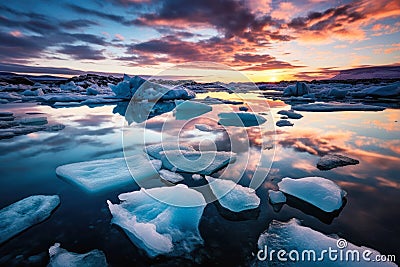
[0,0,399,82]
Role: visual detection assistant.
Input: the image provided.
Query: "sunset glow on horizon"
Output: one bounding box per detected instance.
[0,0,399,82]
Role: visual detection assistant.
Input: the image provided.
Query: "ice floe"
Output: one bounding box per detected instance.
[174,100,212,120]
[56,154,161,193]
[48,243,107,267]
[159,169,184,183]
[206,176,260,212]
[292,103,385,112]
[268,190,286,204]
[278,177,346,212]
[107,184,206,257]
[145,143,195,160]
[276,119,293,127]
[19,116,48,125]
[277,109,303,119]
[159,150,235,175]
[218,112,266,127]
[317,154,359,170]
[255,218,396,266]
[0,195,60,244]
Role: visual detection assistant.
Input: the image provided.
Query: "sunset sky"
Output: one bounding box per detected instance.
[0,0,399,82]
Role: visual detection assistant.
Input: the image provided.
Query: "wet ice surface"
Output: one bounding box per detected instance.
[0,85,399,266]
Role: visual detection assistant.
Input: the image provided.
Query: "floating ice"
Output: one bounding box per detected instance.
[174,100,212,120]
[283,82,310,96]
[48,243,107,267]
[317,154,359,170]
[195,124,224,132]
[206,176,260,212]
[160,150,235,175]
[19,116,48,125]
[292,103,385,112]
[86,85,101,95]
[276,119,293,127]
[192,174,203,180]
[277,110,303,119]
[278,177,346,212]
[218,112,266,127]
[255,218,396,267]
[356,81,400,97]
[22,88,44,96]
[107,184,206,257]
[159,169,184,183]
[145,143,195,160]
[268,190,286,204]
[60,81,83,92]
[56,154,161,193]
[0,195,60,244]
[0,112,13,117]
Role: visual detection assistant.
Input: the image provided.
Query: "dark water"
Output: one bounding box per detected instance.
[0,93,399,266]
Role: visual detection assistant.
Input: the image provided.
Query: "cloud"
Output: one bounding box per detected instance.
[57,45,106,60]
[59,19,99,30]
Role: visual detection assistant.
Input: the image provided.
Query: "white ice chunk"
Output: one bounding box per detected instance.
[283,82,310,96]
[278,177,346,212]
[292,103,385,112]
[48,243,107,267]
[56,154,161,193]
[22,88,44,96]
[218,112,266,127]
[159,169,184,183]
[205,176,260,212]
[255,218,396,266]
[268,190,286,204]
[160,150,235,175]
[107,184,206,257]
[145,143,195,160]
[60,81,83,92]
[0,195,60,244]
[192,174,203,180]
[174,100,212,120]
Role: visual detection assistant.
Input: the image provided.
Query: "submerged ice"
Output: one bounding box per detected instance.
[48,243,108,267]
[218,112,266,127]
[107,184,206,257]
[0,195,60,244]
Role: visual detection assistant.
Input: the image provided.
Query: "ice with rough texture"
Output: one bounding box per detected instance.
[268,190,286,204]
[22,88,44,96]
[317,154,359,170]
[277,110,303,119]
[0,195,60,244]
[218,112,266,127]
[254,218,397,266]
[19,117,48,125]
[159,169,184,183]
[276,119,293,127]
[278,177,346,212]
[292,103,385,112]
[56,154,161,193]
[159,150,235,175]
[48,243,108,267]
[145,143,195,160]
[206,176,260,212]
[195,124,224,132]
[174,100,212,120]
[107,184,206,257]
[192,174,203,180]
[283,82,310,96]
[60,81,83,91]
[357,81,400,97]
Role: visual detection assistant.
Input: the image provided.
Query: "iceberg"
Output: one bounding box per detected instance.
[277,110,303,119]
[283,82,310,96]
[276,119,293,127]
[56,154,161,193]
[22,88,44,96]
[48,243,107,267]
[174,100,212,120]
[159,169,184,183]
[107,184,206,257]
[19,116,48,125]
[0,195,60,244]
[194,124,224,132]
[268,190,286,204]
[218,112,266,127]
[159,150,235,175]
[317,154,359,170]
[254,218,396,266]
[60,81,83,92]
[205,176,260,212]
[292,103,385,112]
[278,177,346,212]
[356,81,400,97]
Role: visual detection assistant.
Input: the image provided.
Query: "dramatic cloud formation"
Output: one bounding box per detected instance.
[0,0,398,80]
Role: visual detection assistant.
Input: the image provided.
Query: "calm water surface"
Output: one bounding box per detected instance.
[0,92,399,266]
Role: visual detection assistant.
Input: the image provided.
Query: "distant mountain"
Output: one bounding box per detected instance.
[330,66,400,80]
